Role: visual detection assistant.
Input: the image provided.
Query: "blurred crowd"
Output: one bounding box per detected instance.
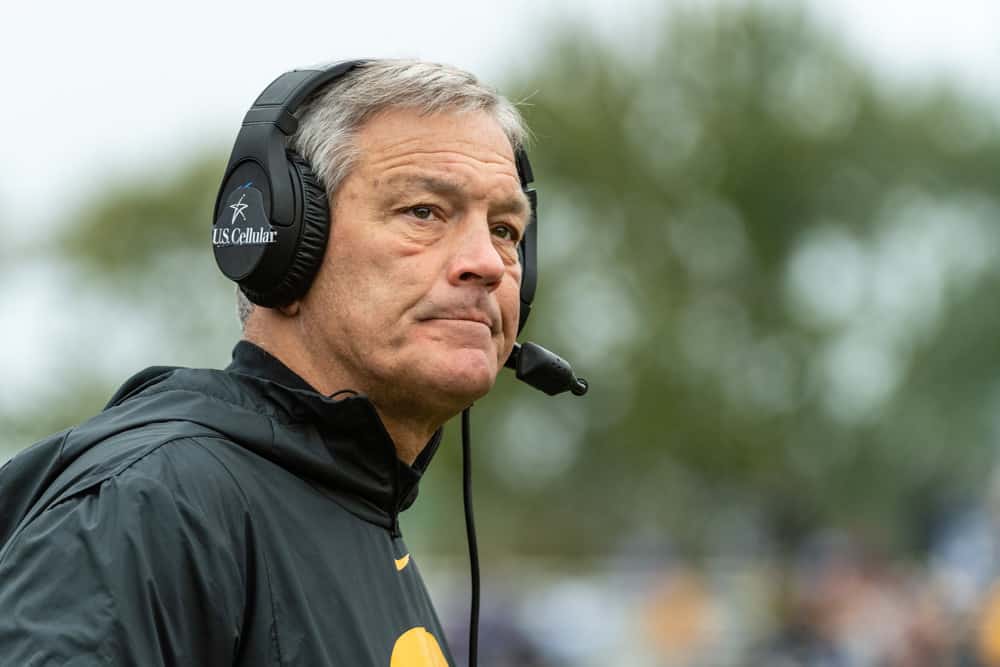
[429,502,1000,667]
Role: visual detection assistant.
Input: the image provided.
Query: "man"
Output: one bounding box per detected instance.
[0,59,532,665]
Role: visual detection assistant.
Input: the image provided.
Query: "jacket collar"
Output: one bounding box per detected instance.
[224,340,443,532]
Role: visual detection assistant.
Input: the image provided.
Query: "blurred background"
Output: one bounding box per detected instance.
[5,0,1000,664]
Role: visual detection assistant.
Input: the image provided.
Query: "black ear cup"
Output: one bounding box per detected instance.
[239,153,330,307]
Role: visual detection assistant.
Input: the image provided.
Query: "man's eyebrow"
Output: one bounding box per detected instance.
[493,191,531,220]
[383,174,531,220]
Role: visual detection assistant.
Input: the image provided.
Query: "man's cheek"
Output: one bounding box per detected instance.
[503,282,521,321]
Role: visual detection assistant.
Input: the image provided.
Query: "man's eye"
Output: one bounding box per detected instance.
[409,206,434,220]
[491,224,519,242]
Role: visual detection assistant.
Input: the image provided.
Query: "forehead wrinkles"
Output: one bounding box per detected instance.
[364,142,517,174]
[367,146,524,199]
[373,153,521,188]
[352,107,520,182]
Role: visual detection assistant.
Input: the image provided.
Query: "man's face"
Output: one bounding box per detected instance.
[299,107,529,415]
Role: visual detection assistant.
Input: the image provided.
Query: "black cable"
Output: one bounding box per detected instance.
[461,407,479,667]
[462,343,585,666]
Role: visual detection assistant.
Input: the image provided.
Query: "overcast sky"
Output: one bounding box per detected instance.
[3,0,1000,242]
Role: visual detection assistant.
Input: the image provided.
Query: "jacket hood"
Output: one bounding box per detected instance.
[0,342,442,540]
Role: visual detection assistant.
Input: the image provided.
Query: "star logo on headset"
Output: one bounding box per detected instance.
[229,193,249,225]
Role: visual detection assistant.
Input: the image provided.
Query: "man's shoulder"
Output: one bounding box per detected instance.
[59,361,278,490]
[0,364,269,545]
[0,429,256,569]
[62,421,238,494]
[19,423,242,513]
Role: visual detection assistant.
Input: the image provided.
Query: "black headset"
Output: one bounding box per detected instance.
[212,59,538,333]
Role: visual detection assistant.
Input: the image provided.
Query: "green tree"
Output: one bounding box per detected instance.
[457,5,1000,559]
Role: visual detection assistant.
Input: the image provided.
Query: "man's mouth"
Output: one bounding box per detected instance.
[427,317,494,332]
[423,312,498,334]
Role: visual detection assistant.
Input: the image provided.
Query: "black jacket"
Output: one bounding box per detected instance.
[0,341,455,666]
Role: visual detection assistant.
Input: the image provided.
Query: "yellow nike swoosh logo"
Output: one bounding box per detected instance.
[395,554,410,571]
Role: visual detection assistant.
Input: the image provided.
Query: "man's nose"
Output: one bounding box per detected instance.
[447,217,505,290]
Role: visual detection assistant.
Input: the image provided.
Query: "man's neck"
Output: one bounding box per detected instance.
[242,327,443,466]
[374,412,440,466]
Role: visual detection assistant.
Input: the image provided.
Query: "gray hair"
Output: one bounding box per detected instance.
[238,58,530,329]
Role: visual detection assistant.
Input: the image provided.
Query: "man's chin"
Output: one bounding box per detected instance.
[418,348,499,404]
